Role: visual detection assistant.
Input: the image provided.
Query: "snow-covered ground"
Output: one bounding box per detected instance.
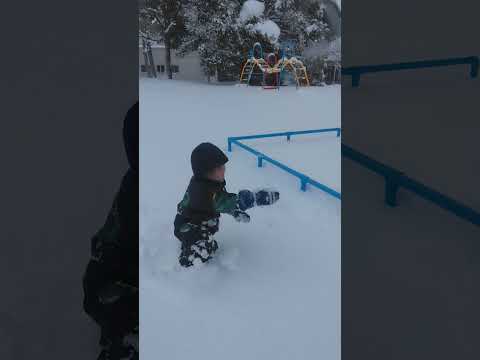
[140,79,341,360]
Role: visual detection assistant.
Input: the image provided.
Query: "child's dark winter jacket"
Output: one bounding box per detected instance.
[174,176,240,245]
[174,142,250,248]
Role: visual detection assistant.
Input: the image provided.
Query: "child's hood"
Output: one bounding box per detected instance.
[190,142,228,176]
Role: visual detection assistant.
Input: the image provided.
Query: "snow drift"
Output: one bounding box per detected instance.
[140,79,341,360]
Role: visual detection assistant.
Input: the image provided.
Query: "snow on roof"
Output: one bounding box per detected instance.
[239,0,265,22]
[254,20,281,42]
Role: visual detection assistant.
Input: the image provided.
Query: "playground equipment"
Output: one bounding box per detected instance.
[239,42,310,89]
[228,129,341,198]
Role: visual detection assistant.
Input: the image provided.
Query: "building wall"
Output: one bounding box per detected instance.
[139,47,205,81]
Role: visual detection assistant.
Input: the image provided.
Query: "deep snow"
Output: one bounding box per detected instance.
[140,79,340,360]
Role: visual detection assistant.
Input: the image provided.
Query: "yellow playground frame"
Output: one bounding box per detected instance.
[239,44,310,89]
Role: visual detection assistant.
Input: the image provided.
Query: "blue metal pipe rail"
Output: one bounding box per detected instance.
[227,129,341,200]
[342,56,479,87]
[342,144,480,227]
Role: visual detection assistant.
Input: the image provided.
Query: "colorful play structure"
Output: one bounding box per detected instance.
[239,42,310,89]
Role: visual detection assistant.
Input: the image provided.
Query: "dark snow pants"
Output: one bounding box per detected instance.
[174,215,219,267]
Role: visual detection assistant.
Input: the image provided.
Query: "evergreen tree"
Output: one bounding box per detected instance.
[269,0,329,54]
[179,0,274,81]
[301,1,330,43]
[139,0,185,79]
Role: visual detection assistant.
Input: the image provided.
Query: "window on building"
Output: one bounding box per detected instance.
[171,65,179,73]
[160,65,165,73]
[140,65,146,72]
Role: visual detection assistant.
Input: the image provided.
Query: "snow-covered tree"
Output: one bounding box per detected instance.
[139,0,185,79]
[179,0,277,81]
[266,0,330,54]
[239,0,281,47]
[151,0,335,82]
[178,0,236,80]
[302,1,330,43]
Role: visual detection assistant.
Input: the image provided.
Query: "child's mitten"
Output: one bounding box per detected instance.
[238,190,256,211]
[238,189,280,210]
[255,189,280,206]
[232,209,251,223]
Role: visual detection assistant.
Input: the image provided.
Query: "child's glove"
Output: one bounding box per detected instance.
[255,188,280,206]
[238,190,256,210]
[232,209,251,223]
[238,189,280,210]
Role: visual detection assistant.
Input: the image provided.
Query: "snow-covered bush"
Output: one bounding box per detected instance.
[303,37,341,85]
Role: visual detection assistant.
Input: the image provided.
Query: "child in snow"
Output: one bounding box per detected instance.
[174,142,280,267]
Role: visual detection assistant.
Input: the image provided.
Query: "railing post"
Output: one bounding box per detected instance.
[287,133,291,141]
[352,72,360,87]
[470,57,479,78]
[257,156,263,168]
[385,177,399,207]
[336,129,341,137]
[227,138,233,152]
[300,177,308,192]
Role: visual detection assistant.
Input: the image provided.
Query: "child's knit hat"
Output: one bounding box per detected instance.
[191,142,229,177]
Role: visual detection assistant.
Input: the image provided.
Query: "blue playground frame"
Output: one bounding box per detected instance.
[227,128,341,200]
[342,56,479,87]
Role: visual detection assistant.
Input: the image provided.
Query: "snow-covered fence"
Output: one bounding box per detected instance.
[342,56,479,87]
[342,144,480,227]
[227,129,341,199]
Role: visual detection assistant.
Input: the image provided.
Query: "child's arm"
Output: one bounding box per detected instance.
[213,191,251,223]
[214,188,280,223]
[213,191,238,213]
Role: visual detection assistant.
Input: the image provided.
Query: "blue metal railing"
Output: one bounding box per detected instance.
[342,144,480,227]
[227,129,341,199]
[342,56,479,87]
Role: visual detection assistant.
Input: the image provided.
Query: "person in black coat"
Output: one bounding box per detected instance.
[82,102,139,360]
[174,142,280,267]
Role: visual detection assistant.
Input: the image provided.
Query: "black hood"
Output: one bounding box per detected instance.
[191,142,228,177]
[123,102,139,172]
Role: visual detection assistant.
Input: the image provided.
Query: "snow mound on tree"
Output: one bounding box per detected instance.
[239,0,265,22]
[304,38,341,61]
[253,20,281,42]
[306,24,319,34]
